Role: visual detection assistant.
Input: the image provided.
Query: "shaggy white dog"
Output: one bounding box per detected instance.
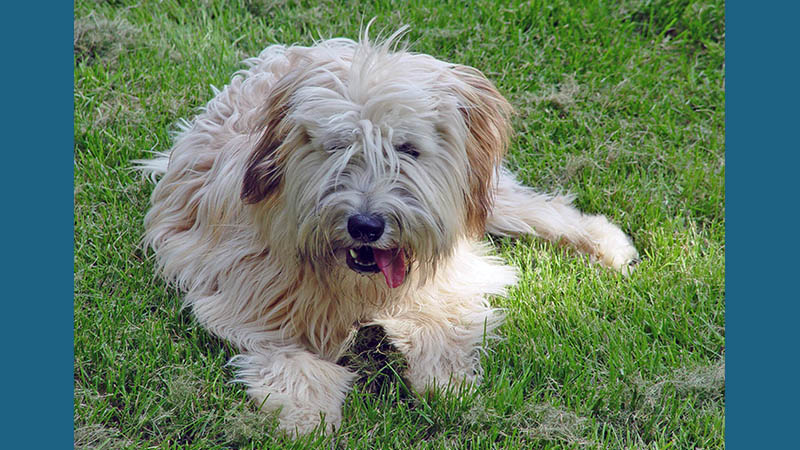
[137,28,639,435]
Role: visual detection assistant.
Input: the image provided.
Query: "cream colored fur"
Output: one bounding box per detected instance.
[136,29,638,436]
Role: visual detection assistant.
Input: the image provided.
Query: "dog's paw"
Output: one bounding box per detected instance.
[249,390,342,436]
[583,215,640,275]
[406,365,481,395]
[276,407,342,437]
[247,387,345,437]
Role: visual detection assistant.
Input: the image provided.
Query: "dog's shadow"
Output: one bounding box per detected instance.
[337,325,412,401]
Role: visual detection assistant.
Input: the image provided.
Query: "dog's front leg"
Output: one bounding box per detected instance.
[371,295,503,394]
[229,345,357,435]
[487,168,640,273]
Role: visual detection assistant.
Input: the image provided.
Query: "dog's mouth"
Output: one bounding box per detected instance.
[346,246,406,288]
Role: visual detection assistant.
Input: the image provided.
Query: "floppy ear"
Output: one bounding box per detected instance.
[240,72,298,204]
[450,65,513,235]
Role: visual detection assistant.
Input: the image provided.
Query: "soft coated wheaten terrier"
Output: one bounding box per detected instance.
[137,28,639,435]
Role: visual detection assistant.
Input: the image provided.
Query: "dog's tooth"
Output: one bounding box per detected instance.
[349,249,358,258]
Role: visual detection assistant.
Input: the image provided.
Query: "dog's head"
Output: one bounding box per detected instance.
[241,31,511,289]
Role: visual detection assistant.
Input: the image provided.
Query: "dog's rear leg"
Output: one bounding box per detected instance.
[229,345,357,436]
[487,169,639,273]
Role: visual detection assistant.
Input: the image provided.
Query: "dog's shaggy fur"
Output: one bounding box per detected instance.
[137,29,639,435]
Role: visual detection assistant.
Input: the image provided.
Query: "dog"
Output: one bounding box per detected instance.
[137,27,639,436]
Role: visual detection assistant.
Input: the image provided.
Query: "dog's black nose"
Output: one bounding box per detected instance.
[348,214,385,242]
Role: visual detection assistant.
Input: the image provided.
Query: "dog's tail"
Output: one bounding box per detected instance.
[132,151,171,184]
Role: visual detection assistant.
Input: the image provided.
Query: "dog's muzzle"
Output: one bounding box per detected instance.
[344,214,406,288]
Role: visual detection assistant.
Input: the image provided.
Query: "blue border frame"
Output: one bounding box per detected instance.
[4,1,800,447]
[2,4,74,447]
[727,2,799,449]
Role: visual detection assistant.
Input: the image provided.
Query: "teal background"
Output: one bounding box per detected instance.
[2,3,74,448]
[726,2,799,449]
[5,1,800,447]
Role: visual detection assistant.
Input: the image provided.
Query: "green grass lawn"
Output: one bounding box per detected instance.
[74,0,725,448]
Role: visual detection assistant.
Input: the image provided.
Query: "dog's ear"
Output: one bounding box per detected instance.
[241,73,299,204]
[450,65,513,235]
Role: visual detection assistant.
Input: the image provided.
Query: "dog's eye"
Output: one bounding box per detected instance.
[395,142,420,159]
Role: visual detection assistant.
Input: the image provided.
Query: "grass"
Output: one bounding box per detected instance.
[74,0,725,448]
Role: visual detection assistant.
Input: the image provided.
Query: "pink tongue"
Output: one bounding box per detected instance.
[372,248,405,288]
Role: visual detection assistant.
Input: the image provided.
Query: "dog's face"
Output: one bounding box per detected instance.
[241,39,511,289]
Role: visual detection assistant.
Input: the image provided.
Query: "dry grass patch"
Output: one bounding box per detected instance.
[74,12,139,65]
